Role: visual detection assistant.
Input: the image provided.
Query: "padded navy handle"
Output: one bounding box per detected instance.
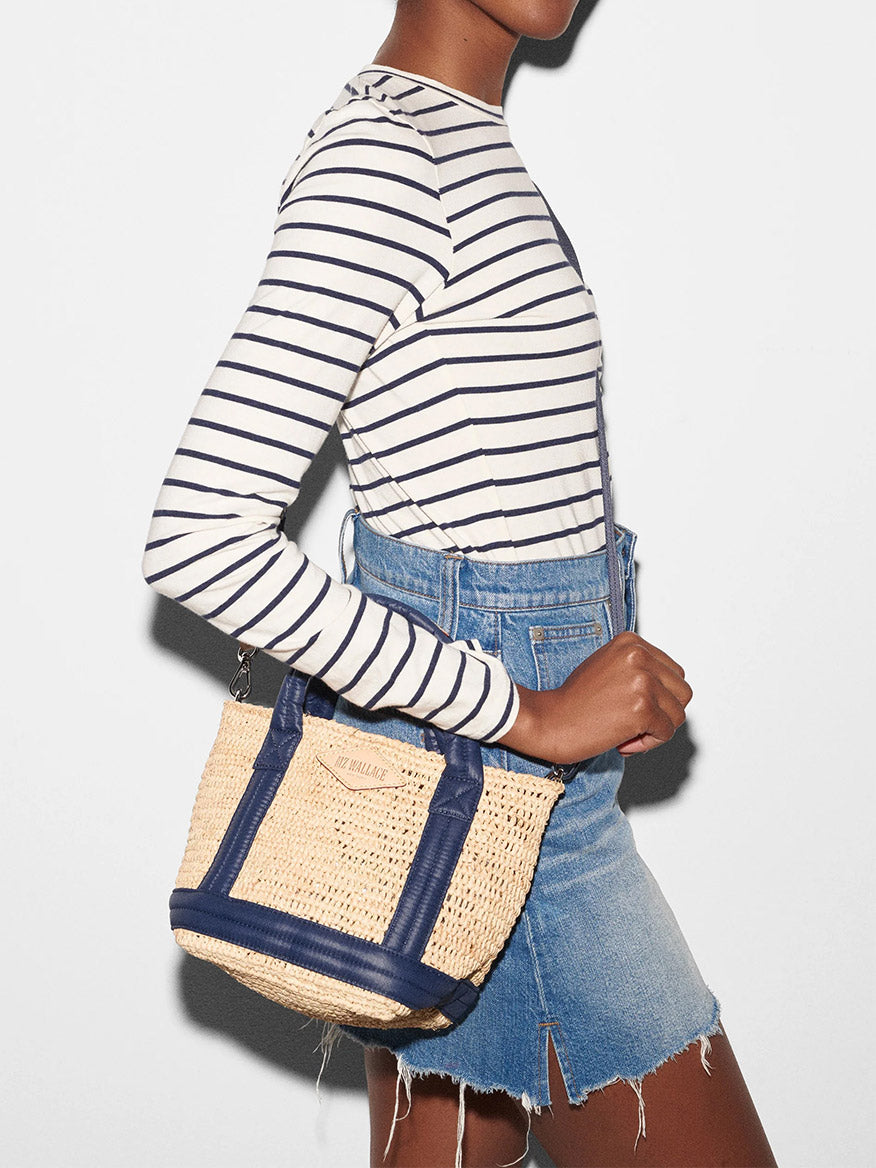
[234,593,489,961]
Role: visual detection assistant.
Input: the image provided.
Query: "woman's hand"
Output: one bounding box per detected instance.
[497,632,692,764]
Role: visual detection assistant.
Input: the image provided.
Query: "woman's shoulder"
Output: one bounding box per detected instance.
[278,74,431,200]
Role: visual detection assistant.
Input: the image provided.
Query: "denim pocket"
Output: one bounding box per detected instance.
[528,604,609,690]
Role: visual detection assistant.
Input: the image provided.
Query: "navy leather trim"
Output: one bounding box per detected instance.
[170,888,479,1022]
[197,668,309,895]
[381,759,482,958]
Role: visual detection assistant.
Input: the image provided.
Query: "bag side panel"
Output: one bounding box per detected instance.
[175,701,272,890]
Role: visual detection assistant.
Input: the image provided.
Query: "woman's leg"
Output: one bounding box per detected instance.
[530,1026,777,1168]
[364,1046,529,1168]
[364,1027,777,1168]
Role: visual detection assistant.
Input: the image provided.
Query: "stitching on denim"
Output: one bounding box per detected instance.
[355,561,439,602]
[527,635,548,686]
[438,558,449,632]
[460,593,611,613]
[354,522,634,583]
[523,914,550,1015]
[532,622,602,641]
[449,558,460,639]
[356,562,615,615]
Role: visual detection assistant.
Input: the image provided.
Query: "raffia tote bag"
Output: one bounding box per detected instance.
[169,347,626,1031]
[169,593,571,1031]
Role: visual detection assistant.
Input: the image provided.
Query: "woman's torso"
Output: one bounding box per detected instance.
[296,64,608,560]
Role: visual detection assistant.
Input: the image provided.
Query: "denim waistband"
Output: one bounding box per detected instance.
[346,512,637,613]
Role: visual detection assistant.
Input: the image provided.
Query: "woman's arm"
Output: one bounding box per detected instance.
[141,98,518,743]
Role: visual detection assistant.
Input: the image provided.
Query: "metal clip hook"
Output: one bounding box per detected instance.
[229,643,259,702]
[545,762,578,784]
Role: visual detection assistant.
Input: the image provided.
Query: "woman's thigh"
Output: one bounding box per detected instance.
[364,1028,776,1168]
[531,1025,776,1168]
[364,1045,528,1168]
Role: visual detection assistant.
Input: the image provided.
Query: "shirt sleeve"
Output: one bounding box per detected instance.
[141,100,520,743]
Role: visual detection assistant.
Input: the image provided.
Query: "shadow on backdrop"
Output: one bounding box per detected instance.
[154,5,690,1162]
[506,0,600,92]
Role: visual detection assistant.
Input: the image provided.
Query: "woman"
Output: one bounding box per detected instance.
[142,1,777,1164]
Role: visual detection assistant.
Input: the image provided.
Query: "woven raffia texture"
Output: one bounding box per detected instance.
[174,699,563,1028]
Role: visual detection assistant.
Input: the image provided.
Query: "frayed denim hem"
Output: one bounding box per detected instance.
[308,1001,724,1167]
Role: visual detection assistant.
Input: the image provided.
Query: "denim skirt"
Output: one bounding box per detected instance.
[321,512,721,1146]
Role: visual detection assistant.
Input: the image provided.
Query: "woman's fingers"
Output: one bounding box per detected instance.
[616,656,690,756]
[617,631,687,682]
[655,688,689,736]
[646,660,694,711]
[615,701,681,756]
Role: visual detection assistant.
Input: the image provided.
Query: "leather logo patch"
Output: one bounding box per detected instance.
[318,746,407,791]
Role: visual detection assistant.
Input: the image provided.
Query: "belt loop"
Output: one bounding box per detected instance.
[337,507,357,583]
[439,552,462,639]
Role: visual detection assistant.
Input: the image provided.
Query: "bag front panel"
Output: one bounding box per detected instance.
[228,716,445,944]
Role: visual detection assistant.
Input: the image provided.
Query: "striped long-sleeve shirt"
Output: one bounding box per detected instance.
[141,63,608,743]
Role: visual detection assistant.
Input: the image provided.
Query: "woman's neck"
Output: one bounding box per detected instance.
[371,0,519,110]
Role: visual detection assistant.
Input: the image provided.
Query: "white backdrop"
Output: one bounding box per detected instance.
[2,1,873,1165]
